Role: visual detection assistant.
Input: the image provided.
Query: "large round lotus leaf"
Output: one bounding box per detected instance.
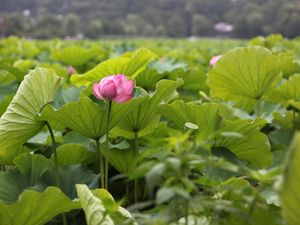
[207,46,280,102]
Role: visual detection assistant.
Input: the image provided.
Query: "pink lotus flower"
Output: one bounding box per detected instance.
[210,55,222,66]
[93,74,134,103]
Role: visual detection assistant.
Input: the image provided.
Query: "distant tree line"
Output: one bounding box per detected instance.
[0,0,299,39]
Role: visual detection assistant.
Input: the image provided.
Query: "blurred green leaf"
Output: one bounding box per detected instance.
[51,45,100,66]
[158,101,272,167]
[76,184,137,225]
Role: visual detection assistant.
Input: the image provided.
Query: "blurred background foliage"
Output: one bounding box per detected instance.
[0,0,300,39]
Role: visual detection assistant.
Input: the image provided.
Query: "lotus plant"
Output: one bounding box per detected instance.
[93,74,134,189]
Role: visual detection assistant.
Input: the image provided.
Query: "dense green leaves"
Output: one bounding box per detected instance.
[0,67,61,164]
[280,133,300,225]
[71,48,157,87]
[207,46,280,103]
[0,37,298,225]
[157,101,272,167]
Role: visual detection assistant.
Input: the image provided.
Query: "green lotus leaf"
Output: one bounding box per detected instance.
[51,45,100,66]
[0,153,54,204]
[157,101,272,167]
[111,79,183,139]
[41,95,145,140]
[269,74,300,109]
[221,178,282,225]
[54,143,95,166]
[0,153,99,204]
[207,46,280,104]
[71,48,157,87]
[136,59,186,90]
[0,67,61,164]
[102,147,136,174]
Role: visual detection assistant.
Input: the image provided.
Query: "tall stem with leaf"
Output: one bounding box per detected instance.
[46,122,68,225]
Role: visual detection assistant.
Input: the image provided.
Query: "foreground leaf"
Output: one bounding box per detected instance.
[76,184,137,225]
[280,133,300,225]
[0,187,80,225]
[0,153,99,204]
[0,67,61,164]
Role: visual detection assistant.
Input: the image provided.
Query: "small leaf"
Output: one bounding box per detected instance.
[185,122,199,130]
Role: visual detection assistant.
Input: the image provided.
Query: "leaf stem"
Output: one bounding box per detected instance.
[134,131,139,203]
[96,139,105,188]
[46,122,68,225]
[105,101,112,189]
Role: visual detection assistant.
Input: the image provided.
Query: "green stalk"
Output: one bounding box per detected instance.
[96,139,105,188]
[105,101,112,189]
[134,131,139,203]
[46,122,68,225]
